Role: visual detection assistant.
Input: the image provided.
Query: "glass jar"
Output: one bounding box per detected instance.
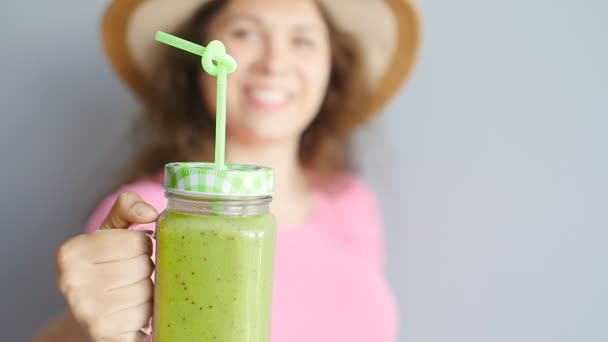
[153,163,276,342]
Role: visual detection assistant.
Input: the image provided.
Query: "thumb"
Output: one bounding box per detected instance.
[99,191,159,230]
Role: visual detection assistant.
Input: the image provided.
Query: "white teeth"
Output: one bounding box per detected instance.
[250,89,288,104]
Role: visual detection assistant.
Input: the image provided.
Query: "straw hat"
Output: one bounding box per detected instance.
[102,0,421,114]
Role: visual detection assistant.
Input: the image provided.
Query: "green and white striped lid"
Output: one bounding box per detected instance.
[164,162,274,197]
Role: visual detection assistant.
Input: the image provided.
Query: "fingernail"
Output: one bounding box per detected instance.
[134,203,154,216]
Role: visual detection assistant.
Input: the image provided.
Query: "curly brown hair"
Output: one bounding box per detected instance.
[124,0,371,184]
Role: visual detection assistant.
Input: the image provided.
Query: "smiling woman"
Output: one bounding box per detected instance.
[130,0,371,185]
[36,0,421,341]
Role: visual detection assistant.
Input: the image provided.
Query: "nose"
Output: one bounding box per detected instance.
[253,35,290,75]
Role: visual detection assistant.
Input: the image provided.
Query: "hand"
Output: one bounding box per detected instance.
[56,192,158,342]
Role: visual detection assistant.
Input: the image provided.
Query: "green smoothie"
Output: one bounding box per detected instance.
[153,210,276,341]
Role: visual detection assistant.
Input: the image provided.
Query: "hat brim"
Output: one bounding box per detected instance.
[102,0,422,114]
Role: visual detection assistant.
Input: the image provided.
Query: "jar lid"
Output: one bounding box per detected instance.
[164,162,274,197]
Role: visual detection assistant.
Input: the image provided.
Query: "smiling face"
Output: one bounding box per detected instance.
[201,0,332,145]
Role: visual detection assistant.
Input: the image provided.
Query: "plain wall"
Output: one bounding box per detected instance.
[1,0,606,341]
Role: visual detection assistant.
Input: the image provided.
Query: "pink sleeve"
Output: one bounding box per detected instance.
[84,180,167,233]
[334,176,387,268]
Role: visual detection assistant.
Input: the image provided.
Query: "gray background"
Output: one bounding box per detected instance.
[1,0,606,341]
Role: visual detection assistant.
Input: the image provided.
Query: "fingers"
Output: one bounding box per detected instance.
[91,255,154,290]
[99,331,149,342]
[58,230,152,265]
[100,192,158,230]
[65,278,154,323]
[89,302,152,341]
[68,278,153,321]
[105,279,154,315]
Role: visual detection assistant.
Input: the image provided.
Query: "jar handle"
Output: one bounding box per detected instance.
[128,223,156,338]
[130,223,157,239]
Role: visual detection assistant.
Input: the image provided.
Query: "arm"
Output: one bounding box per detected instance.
[35,312,92,342]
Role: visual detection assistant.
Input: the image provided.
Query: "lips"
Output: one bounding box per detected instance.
[251,88,289,104]
[245,87,291,110]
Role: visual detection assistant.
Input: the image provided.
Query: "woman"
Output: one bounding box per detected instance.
[37,0,420,340]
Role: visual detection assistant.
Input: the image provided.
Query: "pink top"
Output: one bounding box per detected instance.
[85,174,398,341]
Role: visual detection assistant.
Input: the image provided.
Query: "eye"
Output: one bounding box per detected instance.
[293,36,315,48]
[230,27,258,40]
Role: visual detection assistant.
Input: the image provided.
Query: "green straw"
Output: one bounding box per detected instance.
[156,31,237,169]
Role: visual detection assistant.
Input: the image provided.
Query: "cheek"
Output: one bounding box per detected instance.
[200,68,245,117]
[301,58,331,99]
